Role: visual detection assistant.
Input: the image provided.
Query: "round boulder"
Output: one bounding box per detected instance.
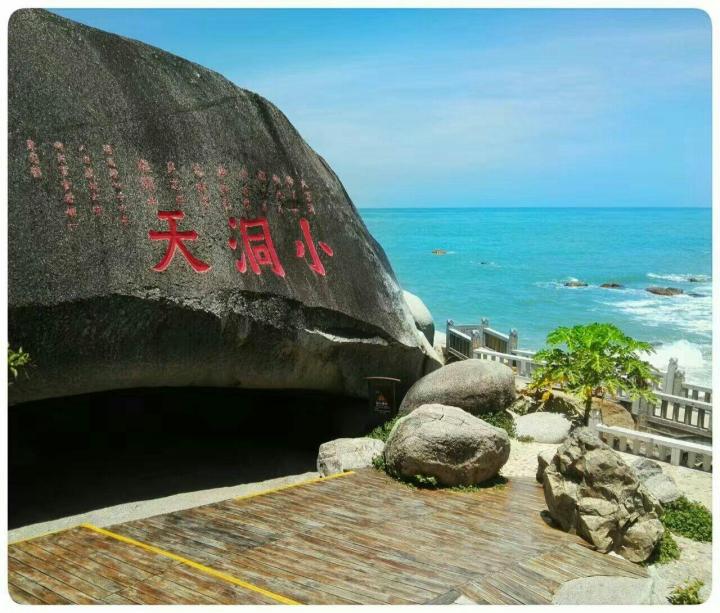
[384,403,510,486]
[515,412,572,443]
[317,437,385,477]
[402,290,434,345]
[398,359,516,417]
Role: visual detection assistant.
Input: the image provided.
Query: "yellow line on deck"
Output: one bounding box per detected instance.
[233,470,355,502]
[80,524,300,605]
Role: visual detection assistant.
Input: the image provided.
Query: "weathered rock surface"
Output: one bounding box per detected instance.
[536,448,555,483]
[564,279,588,287]
[515,412,572,444]
[600,282,624,289]
[398,360,515,417]
[8,10,441,404]
[543,428,663,563]
[402,290,434,345]
[594,397,635,429]
[633,458,681,504]
[646,287,684,296]
[384,404,510,486]
[317,437,385,476]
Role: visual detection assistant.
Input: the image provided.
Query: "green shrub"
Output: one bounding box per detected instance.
[482,409,516,438]
[661,497,712,542]
[667,579,704,605]
[367,416,400,442]
[407,474,438,488]
[645,529,681,565]
[8,345,31,382]
[449,475,508,492]
[371,454,386,472]
[517,435,535,443]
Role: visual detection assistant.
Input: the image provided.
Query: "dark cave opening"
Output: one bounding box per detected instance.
[8,387,385,529]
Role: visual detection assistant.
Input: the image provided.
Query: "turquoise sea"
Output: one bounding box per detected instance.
[360,207,713,386]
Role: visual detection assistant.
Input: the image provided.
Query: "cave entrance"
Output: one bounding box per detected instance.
[8,387,384,529]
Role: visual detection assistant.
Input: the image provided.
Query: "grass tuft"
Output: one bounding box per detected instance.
[667,579,704,605]
[661,497,712,543]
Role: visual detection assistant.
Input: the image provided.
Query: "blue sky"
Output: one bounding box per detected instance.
[53,9,711,208]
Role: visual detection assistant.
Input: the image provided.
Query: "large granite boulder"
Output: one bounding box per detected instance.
[543,428,663,563]
[317,437,385,476]
[632,458,681,505]
[402,290,434,345]
[384,404,510,486]
[515,412,572,443]
[8,10,441,404]
[398,360,516,417]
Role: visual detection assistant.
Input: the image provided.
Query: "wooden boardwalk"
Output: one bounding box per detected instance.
[8,469,647,605]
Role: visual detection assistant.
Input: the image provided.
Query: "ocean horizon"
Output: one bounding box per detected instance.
[360,206,712,386]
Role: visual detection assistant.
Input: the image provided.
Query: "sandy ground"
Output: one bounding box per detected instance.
[501,439,712,604]
[8,470,319,544]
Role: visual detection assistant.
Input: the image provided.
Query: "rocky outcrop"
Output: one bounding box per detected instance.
[536,448,555,483]
[564,280,588,287]
[594,397,635,429]
[543,428,663,563]
[398,360,515,417]
[317,437,385,476]
[384,404,510,486]
[646,287,684,296]
[8,10,441,404]
[402,290,434,345]
[601,282,624,289]
[515,412,572,444]
[633,458,681,505]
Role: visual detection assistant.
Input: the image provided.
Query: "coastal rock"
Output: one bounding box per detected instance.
[564,279,588,287]
[632,458,681,505]
[384,404,510,486]
[542,428,663,562]
[431,249,447,255]
[601,282,624,289]
[403,290,434,345]
[536,448,556,483]
[515,412,572,444]
[8,10,441,404]
[646,287,684,296]
[398,360,516,417]
[317,437,385,476]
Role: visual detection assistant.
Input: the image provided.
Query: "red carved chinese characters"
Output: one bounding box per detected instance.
[217,165,230,211]
[166,161,185,207]
[79,145,102,216]
[26,139,42,179]
[228,217,285,277]
[193,164,210,208]
[53,142,78,229]
[148,210,211,273]
[138,159,158,207]
[103,144,128,225]
[295,218,333,276]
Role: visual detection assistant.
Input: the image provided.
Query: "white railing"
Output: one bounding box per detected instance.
[596,424,712,472]
[446,318,713,439]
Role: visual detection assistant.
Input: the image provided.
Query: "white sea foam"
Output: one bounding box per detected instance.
[606,293,712,338]
[640,340,711,387]
[647,272,711,283]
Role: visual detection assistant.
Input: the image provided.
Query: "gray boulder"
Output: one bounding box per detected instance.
[536,448,556,483]
[7,10,441,404]
[317,437,385,476]
[402,290,434,345]
[384,404,510,486]
[398,360,516,417]
[543,428,663,563]
[515,412,572,443]
[646,287,684,296]
[633,458,681,504]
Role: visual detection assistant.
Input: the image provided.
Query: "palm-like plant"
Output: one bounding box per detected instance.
[529,323,658,425]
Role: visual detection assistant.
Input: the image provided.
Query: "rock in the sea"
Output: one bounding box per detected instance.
[646,287,684,296]
[384,404,510,486]
[536,448,556,483]
[543,428,663,563]
[403,290,434,345]
[632,458,681,504]
[564,279,588,287]
[601,282,624,289]
[398,359,516,417]
[515,412,572,444]
[317,437,385,476]
[8,10,441,404]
